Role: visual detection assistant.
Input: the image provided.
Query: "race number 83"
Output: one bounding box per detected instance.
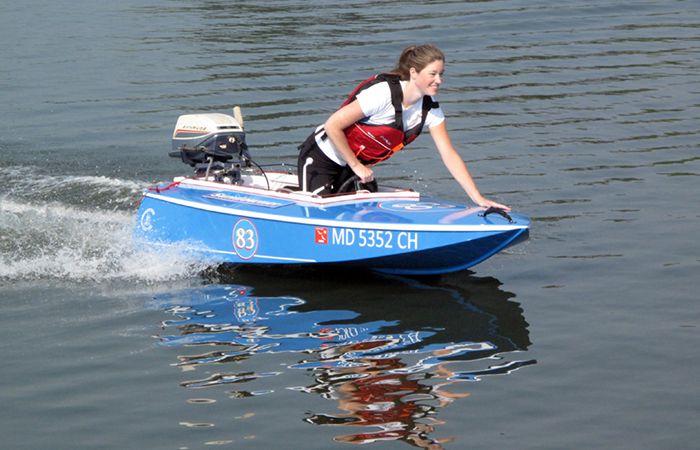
[232,219,258,260]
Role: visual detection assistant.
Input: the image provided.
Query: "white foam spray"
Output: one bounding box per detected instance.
[0,172,211,283]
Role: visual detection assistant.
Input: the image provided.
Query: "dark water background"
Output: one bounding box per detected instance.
[1,1,699,448]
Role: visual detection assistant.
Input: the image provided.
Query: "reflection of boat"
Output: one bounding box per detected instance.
[134,111,529,275]
[153,272,535,446]
[153,270,535,383]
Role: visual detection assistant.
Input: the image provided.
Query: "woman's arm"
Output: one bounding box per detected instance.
[429,121,511,211]
[323,101,375,183]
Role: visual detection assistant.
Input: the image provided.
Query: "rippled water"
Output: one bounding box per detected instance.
[1,1,699,449]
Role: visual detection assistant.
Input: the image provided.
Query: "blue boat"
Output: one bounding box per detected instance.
[134,110,529,275]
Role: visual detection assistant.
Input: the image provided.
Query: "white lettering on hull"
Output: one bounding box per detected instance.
[330,228,418,250]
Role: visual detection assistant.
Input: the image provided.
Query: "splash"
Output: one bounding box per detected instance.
[0,165,145,211]
[0,185,211,284]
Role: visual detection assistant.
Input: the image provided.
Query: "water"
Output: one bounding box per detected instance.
[1,0,699,448]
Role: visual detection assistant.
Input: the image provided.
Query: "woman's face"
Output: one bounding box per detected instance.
[412,59,444,96]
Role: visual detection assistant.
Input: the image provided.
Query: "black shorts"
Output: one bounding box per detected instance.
[297,132,358,195]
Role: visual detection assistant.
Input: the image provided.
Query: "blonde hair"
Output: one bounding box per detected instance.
[390,44,445,80]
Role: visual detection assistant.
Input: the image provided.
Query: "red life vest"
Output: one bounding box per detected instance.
[334,74,439,165]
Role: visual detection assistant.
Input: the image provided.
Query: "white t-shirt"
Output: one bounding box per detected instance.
[315,80,445,165]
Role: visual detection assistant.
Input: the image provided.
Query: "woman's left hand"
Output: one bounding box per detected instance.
[476,197,511,212]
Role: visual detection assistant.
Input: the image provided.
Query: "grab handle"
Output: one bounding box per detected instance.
[479,206,514,223]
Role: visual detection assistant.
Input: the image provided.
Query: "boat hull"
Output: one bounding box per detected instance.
[134,179,529,275]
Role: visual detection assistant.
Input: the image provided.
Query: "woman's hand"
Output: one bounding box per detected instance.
[349,162,374,183]
[474,196,511,212]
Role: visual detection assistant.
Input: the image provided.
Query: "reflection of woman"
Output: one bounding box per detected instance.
[305,356,468,448]
[297,44,509,211]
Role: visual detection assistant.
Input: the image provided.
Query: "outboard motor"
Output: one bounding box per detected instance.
[169,112,250,180]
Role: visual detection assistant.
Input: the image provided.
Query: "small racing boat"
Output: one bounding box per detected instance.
[134,109,529,275]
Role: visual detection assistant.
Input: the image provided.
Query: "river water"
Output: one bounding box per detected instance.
[1,1,698,449]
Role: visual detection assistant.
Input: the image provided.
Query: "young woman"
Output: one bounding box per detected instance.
[297,44,510,211]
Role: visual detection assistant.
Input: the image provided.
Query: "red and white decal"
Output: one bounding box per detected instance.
[315,227,328,245]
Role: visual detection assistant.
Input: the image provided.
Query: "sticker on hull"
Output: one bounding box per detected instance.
[140,208,155,231]
[232,219,259,260]
[315,227,328,244]
[378,201,457,212]
[316,227,419,251]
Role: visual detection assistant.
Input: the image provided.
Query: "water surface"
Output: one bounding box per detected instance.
[1,1,699,448]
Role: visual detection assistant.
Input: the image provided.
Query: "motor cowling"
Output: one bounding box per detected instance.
[170,113,249,166]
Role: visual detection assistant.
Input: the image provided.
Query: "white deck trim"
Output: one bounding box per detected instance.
[144,191,527,232]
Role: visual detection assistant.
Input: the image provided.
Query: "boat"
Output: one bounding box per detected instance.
[133,109,529,275]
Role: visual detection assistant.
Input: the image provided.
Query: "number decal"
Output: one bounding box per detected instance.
[232,219,258,260]
[235,228,255,250]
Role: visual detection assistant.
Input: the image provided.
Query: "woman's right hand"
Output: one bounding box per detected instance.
[350,163,374,183]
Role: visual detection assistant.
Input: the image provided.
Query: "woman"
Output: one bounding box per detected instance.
[297,44,510,211]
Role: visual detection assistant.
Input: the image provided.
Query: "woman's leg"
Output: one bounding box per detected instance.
[297,135,343,195]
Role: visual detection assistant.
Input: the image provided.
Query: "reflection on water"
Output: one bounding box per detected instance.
[153,270,535,447]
